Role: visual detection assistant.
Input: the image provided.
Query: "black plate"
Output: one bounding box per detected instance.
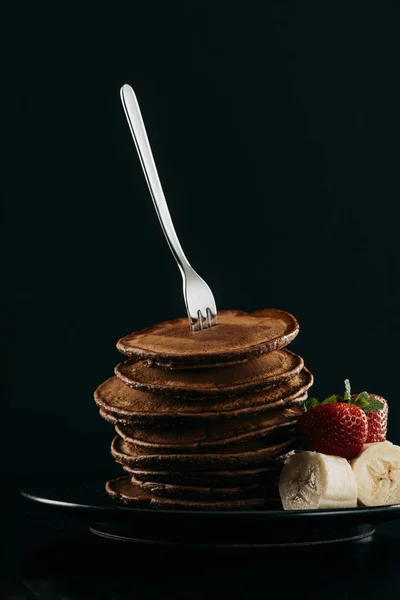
[20,475,400,547]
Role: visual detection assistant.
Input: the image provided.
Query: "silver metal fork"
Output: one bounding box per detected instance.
[120,84,218,331]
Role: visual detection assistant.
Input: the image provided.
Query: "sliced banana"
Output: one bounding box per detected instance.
[350,441,400,506]
[279,451,357,510]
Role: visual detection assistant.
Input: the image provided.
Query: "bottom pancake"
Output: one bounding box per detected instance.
[106,477,150,505]
[106,476,276,510]
[131,475,275,500]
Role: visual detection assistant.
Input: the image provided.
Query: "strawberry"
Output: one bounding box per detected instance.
[351,393,388,443]
[296,379,387,458]
[296,402,368,459]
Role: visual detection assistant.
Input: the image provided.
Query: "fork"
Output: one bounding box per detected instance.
[120,84,218,331]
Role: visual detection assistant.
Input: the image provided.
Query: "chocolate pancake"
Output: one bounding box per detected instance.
[115,405,303,451]
[111,435,296,470]
[116,309,299,368]
[95,369,313,423]
[105,477,149,505]
[115,349,304,398]
[116,427,295,457]
[106,477,270,510]
[131,476,269,500]
[123,465,281,487]
[99,407,119,425]
[150,496,277,510]
[99,396,305,428]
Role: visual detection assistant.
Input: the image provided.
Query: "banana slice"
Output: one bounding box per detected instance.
[350,441,400,506]
[279,451,357,510]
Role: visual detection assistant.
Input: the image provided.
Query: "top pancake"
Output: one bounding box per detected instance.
[116,309,299,368]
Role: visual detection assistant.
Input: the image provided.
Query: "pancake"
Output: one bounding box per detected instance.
[118,423,296,454]
[115,405,303,451]
[105,477,149,505]
[115,426,295,456]
[99,395,305,428]
[106,476,271,510]
[151,495,278,510]
[123,465,281,487]
[115,349,304,398]
[116,309,299,368]
[99,407,119,425]
[131,476,269,500]
[150,495,277,510]
[111,435,296,470]
[95,368,313,423]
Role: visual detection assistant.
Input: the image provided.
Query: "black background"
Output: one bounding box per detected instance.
[4,1,400,494]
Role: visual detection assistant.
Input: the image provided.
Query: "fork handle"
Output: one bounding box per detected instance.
[120,84,191,277]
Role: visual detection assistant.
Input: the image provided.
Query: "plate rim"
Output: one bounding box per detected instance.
[19,488,400,519]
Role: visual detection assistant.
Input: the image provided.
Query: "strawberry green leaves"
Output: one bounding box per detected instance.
[352,392,385,413]
[322,394,343,405]
[303,380,384,413]
[303,397,320,411]
[303,394,342,411]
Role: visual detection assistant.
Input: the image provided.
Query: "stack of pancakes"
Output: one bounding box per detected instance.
[94,309,313,510]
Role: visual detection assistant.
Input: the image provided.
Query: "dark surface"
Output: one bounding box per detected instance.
[3,4,400,597]
[2,495,400,599]
[4,2,400,498]
[4,6,400,595]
